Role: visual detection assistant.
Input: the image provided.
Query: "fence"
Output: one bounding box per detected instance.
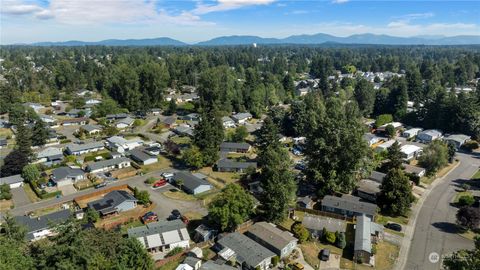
[295,207,354,222]
[97,203,155,230]
[74,184,130,208]
[154,241,212,268]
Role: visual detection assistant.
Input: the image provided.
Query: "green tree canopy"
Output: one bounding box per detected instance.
[378,168,414,216]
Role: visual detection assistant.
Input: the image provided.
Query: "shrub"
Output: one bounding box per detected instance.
[145,177,156,184]
[462,140,479,152]
[325,231,336,245]
[166,247,183,257]
[292,223,310,243]
[458,195,475,207]
[335,232,346,249]
[271,256,279,267]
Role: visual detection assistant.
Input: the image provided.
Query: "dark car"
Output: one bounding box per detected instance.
[320,249,330,261]
[385,223,402,232]
[94,182,107,189]
[167,209,182,221]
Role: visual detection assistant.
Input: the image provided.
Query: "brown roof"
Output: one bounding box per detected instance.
[246,222,297,250]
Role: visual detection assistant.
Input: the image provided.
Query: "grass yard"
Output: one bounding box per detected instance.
[0,200,13,211]
[374,241,400,270]
[0,128,13,138]
[421,160,459,185]
[472,169,480,180]
[301,241,344,269]
[141,155,173,173]
[119,219,144,235]
[158,255,185,270]
[198,167,239,187]
[23,184,40,203]
[170,136,191,145]
[376,213,410,225]
[458,229,479,241]
[163,190,196,201]
[452,191,473,204]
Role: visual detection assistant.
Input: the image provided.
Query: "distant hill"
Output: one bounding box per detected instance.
[22,33,480,46]
[32,37,187,46]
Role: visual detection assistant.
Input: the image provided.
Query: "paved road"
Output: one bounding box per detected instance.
[404,152,480,270]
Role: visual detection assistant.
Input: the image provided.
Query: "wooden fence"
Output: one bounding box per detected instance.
[295,207,355,222]
[73,184,130,208]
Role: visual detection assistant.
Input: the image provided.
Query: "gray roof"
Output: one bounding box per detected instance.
[173,171,212,192]
[0,174,24,186]
[86,157,131,172]
[66,141,104,153]
[128,219,186,238]
[354,214,372,253]
[200,261,238,270]
[322,195,378,217]
[403,164,425,175]
[222,116,234,123]
[368,171,386,184]
[129,148,157,162]
[217,232,275,268]
[445,134,471,143]
[216,159,257,170]
[357,180,381,195]
[87,190,137,215]
[174,125,194,136]
[81,125,103,132]
[246,222,297,251]
[106,113,128,119]
[220,142,251,151]
[419,129,442,137]
[163,116,177,125]
[232,112,252,121]
[51,167,84,182]
[184,257,202,268]
[37,147,63,159]
[117,117,135,125]
[302,214,346,233]
[14,209,71,240]
[0,138,7,146]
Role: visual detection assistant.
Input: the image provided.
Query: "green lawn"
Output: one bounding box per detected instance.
[453,191,473,204]
[158,255,185,270]
[472,169,480,180]
[170,136,191,145]
[376,213,409,225]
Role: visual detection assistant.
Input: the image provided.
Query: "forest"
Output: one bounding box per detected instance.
[0,45,479,139]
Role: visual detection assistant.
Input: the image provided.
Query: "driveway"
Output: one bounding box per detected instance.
[10,186,31,208]
[58,184,77,196]
[401,153,480,270]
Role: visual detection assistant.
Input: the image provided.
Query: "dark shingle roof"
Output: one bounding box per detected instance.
[216,159,257,170]
[87,190,137,215]
[217,232,275,268]
[173,171,211,192]
[220,142,251,151]
[128,148,156,162]
[51,167,84,182]
[246,222,297,251]
[14,209,71,240]
[0,174,24,186]
[128,219,186,238]
[322,195,377,217]
[86,157,131,172]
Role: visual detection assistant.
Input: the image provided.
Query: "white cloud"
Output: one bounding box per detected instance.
[193,0,276,15]
[1,0,212,26]
[331,0,349,4]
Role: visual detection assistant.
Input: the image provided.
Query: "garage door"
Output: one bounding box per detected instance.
[57,179,73,187]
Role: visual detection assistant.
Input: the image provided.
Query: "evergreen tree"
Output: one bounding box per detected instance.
[193,110,224,166]
[354,79,375,117]
[386,141,403,170]
[378,168,414,216]
[31,120,48,146]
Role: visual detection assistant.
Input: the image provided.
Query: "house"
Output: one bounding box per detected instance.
[445,134,471,149]
[77,89,93,96]
[216,159,257,173]
[85,99,101,105]
[376,122,403,133]
[354,214,384,264]
[0,137,7,149]
[375,140,399,153]
[356,180,381,202]
[116,117,135,129]
[65,141,105,156]
[216,232,275,270]
[222,117,236,129]
[51,166,85,186]
[172,171,212,195]
[39,115,57,126]
[128,219,190,252]
[194,224,217,242]
[35,147,63,165]
[128,148,158,165]
[24,102,44,112]
[400,144,422,161]
[297,196,314,209]
[246,222,298,258]
[106,113,129,121]
[183,113,200,122]
[106,136,143,153]
[87,190,138,216]
[81,125,103,135]
[61,117,88,126]
[0,119,10,128]
[402,128,423,138]
[151,108,162,115]
[403,164,426,177]
[162,116,178,128]
[231,112,252,125]
[302,215,346,237]
[0,174,24,189]
[363,134,382,147]
[220,142,251,153]
[295,87,310,96]
[174,125,195,137]
[368,171,386,184]
[188,247,204,259]
[200,261,238,270]
[184,257,202,270]
[14,209,71,241]
[321,195,378,220]
[417,129,442,143]
[85,157,131,173]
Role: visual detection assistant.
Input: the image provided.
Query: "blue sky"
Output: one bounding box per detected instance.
[1,0,479,44]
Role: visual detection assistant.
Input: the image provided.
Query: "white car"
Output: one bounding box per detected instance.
[161,172,174,180]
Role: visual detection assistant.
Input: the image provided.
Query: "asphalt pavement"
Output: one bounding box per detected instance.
[404,152,480,270]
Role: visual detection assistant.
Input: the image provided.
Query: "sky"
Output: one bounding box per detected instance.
[1,0,479,44]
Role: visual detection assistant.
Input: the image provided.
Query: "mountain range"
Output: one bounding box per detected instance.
[25,33,480,46]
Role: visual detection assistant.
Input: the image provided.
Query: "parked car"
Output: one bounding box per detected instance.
[320,249,330,261]
[385,223,402,232]
[290,262,304,270]
[142,211,159,224]
[153,179,168,188]
[168,209,182,221]
[94,182,107,189]
[161,172,174,181]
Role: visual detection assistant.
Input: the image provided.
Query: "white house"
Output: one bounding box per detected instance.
[363,134,382,147]
[400,144,423,161]
[51,166,85,186]
[106,136,143,153]
[222,116,236,129]
[128,219,190,253]
[445,134,471,149]
[116,117,135,129]
[86,157,131,173]
[375,140,399,152]
[65,141,105,156]
[402,128,423,138]
[417,129,442,143]
[0,174,24,189]
[15,209,71,241]
[39,115,57,126]
[85,99,101,105]
[231,112,253,125]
